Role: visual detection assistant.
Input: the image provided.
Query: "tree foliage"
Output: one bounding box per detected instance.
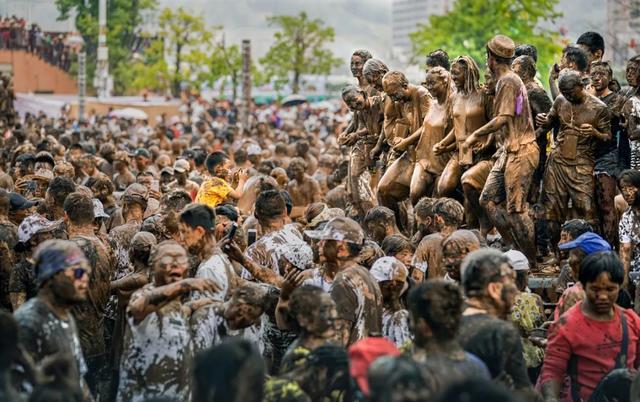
[410,0,562,83]
[56,0,157,94]
[260,12,342,93]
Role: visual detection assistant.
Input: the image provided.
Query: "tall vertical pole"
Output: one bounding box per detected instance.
[96,0,110,98]
[241,39,251,130]
[78,50,86,120]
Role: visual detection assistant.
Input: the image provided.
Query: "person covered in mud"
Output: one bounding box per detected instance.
[14,240,92,399]
[339,85,382,220]
[435,56,495,236]
[414,198,465,280]
[376,70,431,226]
[350,49,373,93]
[179,203,239,300]
[465,35,539,266]
[442,229,481,283]
[622,55,640,171]
[536,70,611,254]
[117,240,219,402]
[286,157,322,220]
[393,66,453,204]
[370,256,410,347]
[277,284,338,373]
[64,192,115,397]
[305,217,383,347]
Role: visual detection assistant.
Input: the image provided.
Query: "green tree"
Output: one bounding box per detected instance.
[260,12,342,93]
[410,0,562,83]
[158,7,214,97]
[56,0,157,94]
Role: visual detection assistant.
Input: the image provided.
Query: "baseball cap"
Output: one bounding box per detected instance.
[122,183,149,204]
[9,192,38,211]
[33,240,88,287]
[348,337,401,396]
[487,35,516,59]
[504,249,529,271]
[160,166,174,176]
[92,199,110,219]
[559,232,611,255]
[370,256,408,283]
[304,216,364,244]
[17,214,59,243]
[173,159,190,174]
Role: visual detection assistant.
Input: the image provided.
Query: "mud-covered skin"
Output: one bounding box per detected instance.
[118,283,193,402]
[68,232,115,358]
[330,263,383,346]
[538,93,611,225]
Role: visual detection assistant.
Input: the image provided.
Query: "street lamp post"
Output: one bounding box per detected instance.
[66,33,85,121]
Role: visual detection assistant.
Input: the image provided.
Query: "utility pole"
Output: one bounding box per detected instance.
[78,50,86,120]
[241,39,251,130]
[95,0,111,98]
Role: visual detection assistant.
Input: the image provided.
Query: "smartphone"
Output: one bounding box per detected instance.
[224,222,238,242]
[247,228,257,246]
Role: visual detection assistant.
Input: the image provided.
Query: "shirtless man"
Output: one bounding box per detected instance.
[376,71,431,227]
[339,85,382,219]
[536,70,611,253]
[286,157,322,219]
[464,35,539,265]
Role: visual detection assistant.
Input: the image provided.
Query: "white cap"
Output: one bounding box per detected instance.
[504,249,529,271]
[370,256,408,283]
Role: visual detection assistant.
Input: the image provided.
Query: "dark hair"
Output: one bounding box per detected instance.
[16,153,36,165]
[408,280,463,341]
[161,191,192,212]
[426,49,450,71]
[352,49,373,61]
[280,190,293,216]
[560,219,593,240]
[577,31,605,56]
[205,151,228,175]
[233,148,248,165]
[215,204,239,222]
[193,149,207,166]
[515,44,538,62]
[619,169,640,189]
[461,248,511,297]
[363,206,396,227]
[414,197,437,221]
[563,45,589,72]
[514,55,537,80]
[369,356,432,402]
[47,177,76,208]
[193,338,265,402]
[433,198,464,227]
[381,234,414,256]
[591,61,613,78]
[289,285,327,332]
[63,192,95,226]
[254,190,286,223]
[579,251,624,286]
[180,203,216,232]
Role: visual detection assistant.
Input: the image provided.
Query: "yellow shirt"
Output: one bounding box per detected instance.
[195,177,233,208]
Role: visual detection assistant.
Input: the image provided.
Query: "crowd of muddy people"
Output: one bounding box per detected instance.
[2,31,640,402]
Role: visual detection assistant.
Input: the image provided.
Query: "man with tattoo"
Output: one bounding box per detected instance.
[465,35,539,265]
[117,240,219,402]
[305,217,382,346]
[14,240,93,399]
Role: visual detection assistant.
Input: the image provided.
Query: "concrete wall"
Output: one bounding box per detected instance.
[0,50,76,94]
